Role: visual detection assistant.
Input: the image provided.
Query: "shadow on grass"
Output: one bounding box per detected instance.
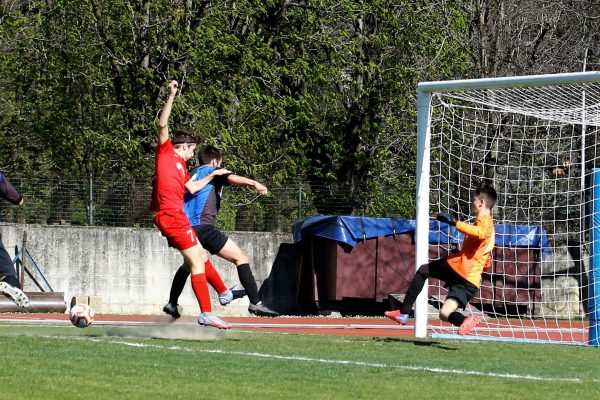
[374,337,458,350]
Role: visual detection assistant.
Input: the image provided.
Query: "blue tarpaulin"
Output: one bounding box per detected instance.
[292,216,415,249]
[495,224,552,255]
[292,215,552,255]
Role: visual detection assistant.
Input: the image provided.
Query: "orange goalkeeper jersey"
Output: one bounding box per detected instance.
[446,214,495,288]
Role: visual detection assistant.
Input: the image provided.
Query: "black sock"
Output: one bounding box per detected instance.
[169,266,190,305]
[400,270,428,315]
[448,312,466,327]
[237,263,259,304]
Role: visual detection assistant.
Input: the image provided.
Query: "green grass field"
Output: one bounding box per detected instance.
[1,322,599,400]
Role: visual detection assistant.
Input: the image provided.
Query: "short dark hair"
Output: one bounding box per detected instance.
[475,182,497,209]
[198,145,222,164]
[172,129,199,145]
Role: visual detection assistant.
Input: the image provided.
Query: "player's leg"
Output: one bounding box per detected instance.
[440,297,461,323]
[156,211,230,328]
[180,244,207,307]
[0,235,29,307]
[216,238,279,317]
[445,282,480,335]
[156,211,226,317]
[204,260,231,304]
[163,259,234,317]
[155,211,187,317]
[181,243,231,329]
[187,225,239,306]
[385,262,432,324]
[199,226,249,299]
[163,249,238,317]
[157,210,195,318]
[400,263,431,314]
[163,265,189,318]
[216,239,256,304]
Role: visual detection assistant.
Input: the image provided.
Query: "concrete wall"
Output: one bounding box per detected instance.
[0,224,297,317]
[0,223,589,319]
[540,244,589,318]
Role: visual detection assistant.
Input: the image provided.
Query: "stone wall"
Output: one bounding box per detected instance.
[540,244,588,318]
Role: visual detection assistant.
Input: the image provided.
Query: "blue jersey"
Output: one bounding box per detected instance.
[183,166,229,226]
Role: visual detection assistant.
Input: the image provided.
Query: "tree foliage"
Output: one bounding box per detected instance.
[0,0,597,221]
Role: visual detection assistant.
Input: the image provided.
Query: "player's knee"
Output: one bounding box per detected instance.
[417,264,429,277]
[235,254,249,265]
[224,246,247,265]
[199,249,209,262]
[187,262,205,275]
[438,310,451,321]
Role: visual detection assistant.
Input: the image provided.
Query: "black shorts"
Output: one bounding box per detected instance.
[193,224,229,255]
[428,258,478,309]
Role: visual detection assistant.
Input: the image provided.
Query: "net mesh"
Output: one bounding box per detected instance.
[424,80,600,344]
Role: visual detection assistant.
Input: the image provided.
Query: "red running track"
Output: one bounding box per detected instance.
[0,313,588,343]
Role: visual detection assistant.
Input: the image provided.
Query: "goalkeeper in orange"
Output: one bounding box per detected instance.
[385,182,497,335]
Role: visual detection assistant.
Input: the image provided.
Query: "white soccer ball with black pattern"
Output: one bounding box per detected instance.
[69,304,95,328]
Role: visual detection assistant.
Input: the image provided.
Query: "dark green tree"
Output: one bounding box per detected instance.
[0,0,471,225]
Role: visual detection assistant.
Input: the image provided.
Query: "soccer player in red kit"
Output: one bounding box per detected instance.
[153,80,230,329]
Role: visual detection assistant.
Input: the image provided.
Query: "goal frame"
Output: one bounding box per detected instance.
[414,71,600,341]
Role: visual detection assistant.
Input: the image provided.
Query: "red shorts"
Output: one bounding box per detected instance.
[153,209,198,250]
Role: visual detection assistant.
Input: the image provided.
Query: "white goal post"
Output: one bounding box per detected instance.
[415,71,600,345]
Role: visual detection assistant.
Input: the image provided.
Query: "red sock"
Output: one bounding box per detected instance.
[191,273,211,313]
[205,259,228,294]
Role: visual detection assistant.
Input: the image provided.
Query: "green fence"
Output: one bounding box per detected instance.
[0,175,413,232]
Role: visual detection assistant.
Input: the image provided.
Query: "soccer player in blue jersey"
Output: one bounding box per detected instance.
[0,172,29,308]
[163,145,279,317]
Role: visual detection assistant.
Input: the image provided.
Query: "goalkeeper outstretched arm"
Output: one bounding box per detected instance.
[436,212,455,226]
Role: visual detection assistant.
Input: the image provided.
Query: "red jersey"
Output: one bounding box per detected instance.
[153,139,189,211]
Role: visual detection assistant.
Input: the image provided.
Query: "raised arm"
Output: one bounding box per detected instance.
[227,174,268,195]
[157,80,178,145]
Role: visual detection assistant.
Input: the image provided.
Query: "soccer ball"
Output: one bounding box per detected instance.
[69,304,95,328]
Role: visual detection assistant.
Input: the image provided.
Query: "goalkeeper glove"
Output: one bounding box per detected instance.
[436,213,456,226]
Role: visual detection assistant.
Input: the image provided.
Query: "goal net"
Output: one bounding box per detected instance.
[414,72,600,345]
